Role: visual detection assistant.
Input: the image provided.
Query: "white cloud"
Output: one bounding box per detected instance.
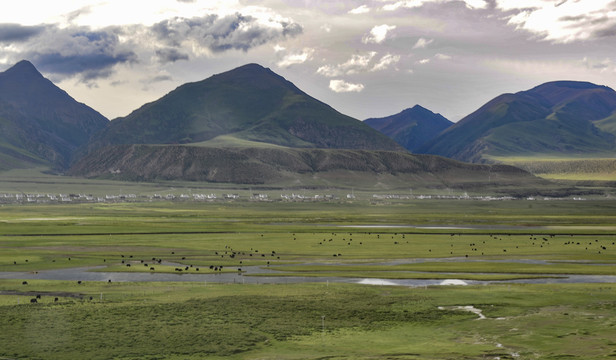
[151,13,302,54]
[0,1,304,82]
[434,53,452,60]
[317,52,401,77]
[362,24,396,44]
[0,0,250,29]
[349,5,371,14]
[329,79,365,92]
[494,0,550,11]
[417,58,431,64]
[582,57,614,72]
[381,0,488,11]
[371,53,401,71]
[495,0,616,42]
[316,65,339,77]
[382,0,429,11]
[413,37,433,49]
[276,48,314,67]
[461,0,488,9]
[379,0,614,42]
[317,52,377,77]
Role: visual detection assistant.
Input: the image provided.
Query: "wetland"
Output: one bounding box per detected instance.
[1,198,615,359]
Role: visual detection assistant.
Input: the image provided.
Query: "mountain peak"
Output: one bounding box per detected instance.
[0,60,51,100]
[209,63,292,89]
[364,105,453,152]
[525,80,616,107]
[530,80,612,92]
[1,60,43,80]
[12,59,38,70]
[0,60,109,170]
[418,80,616,162]
[235,63,267,71]
[214,63,273,79]
[405,105,439,117]
[87,63,400,151]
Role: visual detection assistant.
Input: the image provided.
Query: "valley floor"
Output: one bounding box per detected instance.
[0,198,615,359]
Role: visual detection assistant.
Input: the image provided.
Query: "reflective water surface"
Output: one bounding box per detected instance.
[2,262,615,287]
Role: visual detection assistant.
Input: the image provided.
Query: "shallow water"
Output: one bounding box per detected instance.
[1,264,616,287]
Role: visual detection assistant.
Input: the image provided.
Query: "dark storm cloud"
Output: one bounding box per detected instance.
[12,25,137,81]
[155,48,190,63]
[151,13,302,52]
[594,25,616,38]
[0,9,302,83]
[559,14,616,39]
[0,23,46,42]
[32,51,136,81]
[149,75,173,82]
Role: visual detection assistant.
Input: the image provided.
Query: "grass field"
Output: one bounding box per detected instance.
[488,155,616,181]
[1,280,615,359]
[1,198,616,359]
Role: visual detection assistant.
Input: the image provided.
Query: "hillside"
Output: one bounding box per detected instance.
[364,105,453,152]
[86,63,401,152]
[0,60,109,170]
[417,81,616,162]
[67,143,564,195]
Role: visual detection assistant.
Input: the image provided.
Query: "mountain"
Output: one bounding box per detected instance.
[85,63,402,152]
[417,81,616,163]
[0,60,109,170]
[364,105,453,152]
[70,64,561,192]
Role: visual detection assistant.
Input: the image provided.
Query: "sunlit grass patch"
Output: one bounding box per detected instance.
[489,155,616,181]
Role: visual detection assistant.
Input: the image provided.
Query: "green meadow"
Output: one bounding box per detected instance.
[488,155,616,181]
[1,198,616,359]
[2,280,615,360]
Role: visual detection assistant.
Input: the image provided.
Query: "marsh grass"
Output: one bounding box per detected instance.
[1,281,614,359]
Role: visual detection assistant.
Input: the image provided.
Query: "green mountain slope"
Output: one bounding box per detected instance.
[364,105,453,152]
[0,60,109,170]
[87,63,401,151]
[417,81,616,162]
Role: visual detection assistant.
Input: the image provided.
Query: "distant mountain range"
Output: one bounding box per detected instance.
[0,60,108,170]
[70,63,537,189]
[416,81,616,162]
[364,105,453,152]
[1,60,612,191]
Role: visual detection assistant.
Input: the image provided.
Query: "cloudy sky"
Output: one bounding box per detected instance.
[1,0,615,121]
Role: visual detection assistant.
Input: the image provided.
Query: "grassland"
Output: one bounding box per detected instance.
[2,280,615,360]
[488,155,616,181]
[1,198,616,359]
